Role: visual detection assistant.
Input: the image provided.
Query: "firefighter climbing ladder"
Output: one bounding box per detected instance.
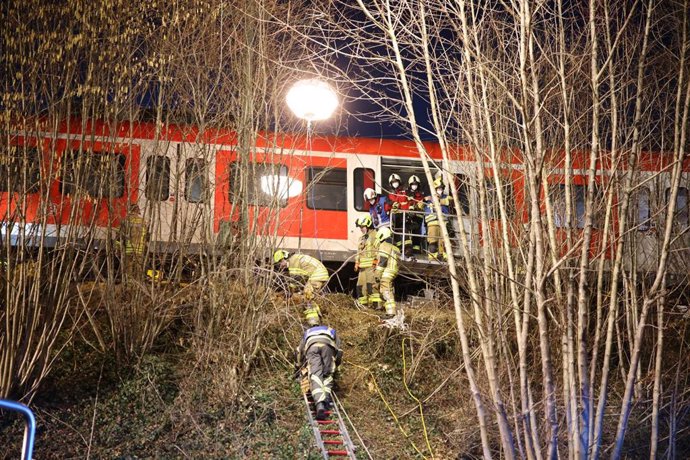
[302,392,357,459]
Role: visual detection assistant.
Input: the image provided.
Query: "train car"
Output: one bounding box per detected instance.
[2,118,688,273]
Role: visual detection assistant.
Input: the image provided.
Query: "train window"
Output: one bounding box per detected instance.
[666,187,689,226]
[59,151,80,195]
[553,184,584,228]
[230,162,289,207]
[553,184,602,228]
[0,146,40,194]
[89,153,125,198]
[381,162,433,196]
[637,188,651,231]
[455,174,471,214]
[575,186,586,228]
[307,167,347,211]
[146,156,171,201]
[485,180,514,218]
[60,150,125,198]
[185,158,208,203]
[353,168,375,211]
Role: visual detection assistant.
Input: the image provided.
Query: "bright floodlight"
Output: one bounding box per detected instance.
[286,79,338,122]
[260,175,303,199]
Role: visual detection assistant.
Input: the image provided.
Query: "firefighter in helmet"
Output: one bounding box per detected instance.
[118,203,149,282]
[405,175,426,257]
[387,174,412,255]
[374,227,400,317]
[274,250,329,325]
[424,178,453,261]
[354,215,381,308]
[296,325,343,420]
[363,187,391,229]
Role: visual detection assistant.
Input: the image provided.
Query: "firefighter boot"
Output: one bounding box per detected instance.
[316,402,328,420]
[369,291,382,311]
[384,301,396,318]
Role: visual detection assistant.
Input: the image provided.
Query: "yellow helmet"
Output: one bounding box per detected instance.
[355,215,373,228]
[433,177,444,189]
[273,249,289,264]
[376,226,392,244]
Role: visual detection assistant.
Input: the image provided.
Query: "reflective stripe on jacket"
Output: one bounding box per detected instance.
[424,195,452,224]
[356,229,378,268]
[122,215,148,255]
[297,325,343,365]
[288,254,329,282]
[376,241,400,278]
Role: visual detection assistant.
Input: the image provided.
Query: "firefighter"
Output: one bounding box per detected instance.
[296,325,343,420]
[387,174,412,255]
[405,175,426,257]
[424,178,453,261]
[354,215,381,308]
[274,250,329,325]
[374,227,400,317]
[363,187,391,229]
[118,203,149,282]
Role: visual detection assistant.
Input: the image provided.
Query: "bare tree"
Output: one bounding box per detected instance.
[1,0,309,400]
[301,0,690,456]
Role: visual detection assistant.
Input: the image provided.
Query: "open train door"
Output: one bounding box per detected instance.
[347,153,380,252]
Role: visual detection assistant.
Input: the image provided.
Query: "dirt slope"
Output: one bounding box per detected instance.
[0,292,483,459]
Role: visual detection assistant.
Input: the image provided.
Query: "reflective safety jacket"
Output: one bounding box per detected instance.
[376,241,400,278]
[356,229,378,268]
[121,215,149,255]
[424,195,453,225]
[297,325,343,365]
[287,254,329,283]
[388,188,410,210]
[368,195,391,228]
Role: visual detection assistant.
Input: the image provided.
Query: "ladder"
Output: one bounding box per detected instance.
[303,392,357,459]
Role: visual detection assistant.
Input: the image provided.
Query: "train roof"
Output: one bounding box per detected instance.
[9,117,689,172]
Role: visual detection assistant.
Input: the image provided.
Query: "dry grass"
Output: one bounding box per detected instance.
[3,284,688,458]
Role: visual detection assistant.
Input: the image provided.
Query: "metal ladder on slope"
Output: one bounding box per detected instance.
[302,391,357,459]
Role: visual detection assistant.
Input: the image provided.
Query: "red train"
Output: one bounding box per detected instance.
[2,118,688,272]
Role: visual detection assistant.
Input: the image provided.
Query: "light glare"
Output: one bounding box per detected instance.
[260,175,303,199]
[286,79,338,122]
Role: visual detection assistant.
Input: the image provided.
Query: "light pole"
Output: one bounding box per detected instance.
[286,78,339,251]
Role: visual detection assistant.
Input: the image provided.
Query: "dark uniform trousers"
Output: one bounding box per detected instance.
[306,342,336,404]
[297,326,342,406]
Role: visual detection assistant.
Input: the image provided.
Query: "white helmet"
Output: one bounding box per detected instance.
[388,173,402,187]
[363,188,377,201]
[408,175,421,186]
